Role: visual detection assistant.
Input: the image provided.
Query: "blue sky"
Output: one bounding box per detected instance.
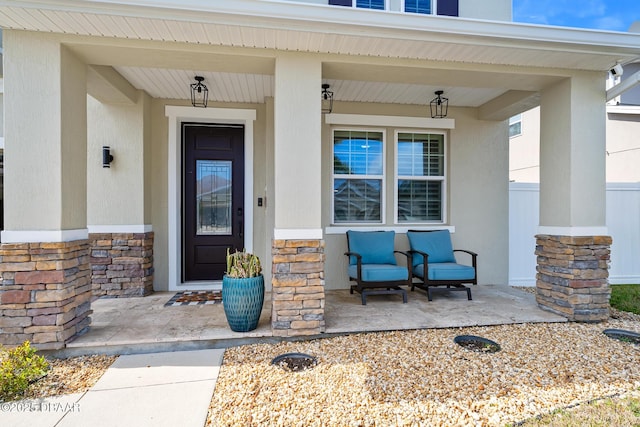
[513,0,640,32]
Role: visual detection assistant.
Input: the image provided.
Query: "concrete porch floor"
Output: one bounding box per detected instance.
[61,285,566,356]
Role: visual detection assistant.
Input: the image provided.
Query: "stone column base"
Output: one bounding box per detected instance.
[535,235,612,322]
[90,232,154,298]
[0,240,92,349]
[271,239,325,337]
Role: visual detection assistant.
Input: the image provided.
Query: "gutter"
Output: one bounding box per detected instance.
[4,0,640,53]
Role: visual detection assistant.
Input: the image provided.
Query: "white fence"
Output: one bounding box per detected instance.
[509,182,640,286]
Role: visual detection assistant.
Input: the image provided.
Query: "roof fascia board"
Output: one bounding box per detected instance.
[6,0,640,57]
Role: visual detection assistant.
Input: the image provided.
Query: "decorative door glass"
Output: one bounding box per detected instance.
[196,160,232,235]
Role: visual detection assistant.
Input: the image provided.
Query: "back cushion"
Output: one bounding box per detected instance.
[347,231,397,265]
[407,230,456,266]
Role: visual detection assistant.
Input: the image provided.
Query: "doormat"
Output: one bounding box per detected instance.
[165,291,222,307]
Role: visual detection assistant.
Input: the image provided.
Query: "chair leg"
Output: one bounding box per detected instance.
[361,293,367,305]
[466,287,472,300]
[427,287,433,302]
[402,290,408,304]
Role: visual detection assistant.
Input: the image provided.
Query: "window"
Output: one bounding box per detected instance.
[356,0,385,10]
[405,0,431,14]
[396,132,445,223]
[333,130,384,223]
[509,114,522,138]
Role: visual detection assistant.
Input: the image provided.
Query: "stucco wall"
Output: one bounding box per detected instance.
[290,0,513,20]
[459,0,511,21]
[149,99,271,291]
[321,102,510,289]
[4,31,87,231]
[605,112,640,182]
[509,105,640,184]
[87,92,149,226]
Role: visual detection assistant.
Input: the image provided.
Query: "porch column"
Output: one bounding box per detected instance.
[536,72,611,322]
[271,53,325,337]
[0,31,91,349]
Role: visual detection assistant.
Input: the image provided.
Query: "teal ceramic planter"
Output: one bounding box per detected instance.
[222,275,265,332]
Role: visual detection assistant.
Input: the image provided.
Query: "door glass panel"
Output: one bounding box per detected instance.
[196,160,232,235]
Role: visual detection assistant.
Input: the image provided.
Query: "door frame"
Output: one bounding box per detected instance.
[166,106,256,291]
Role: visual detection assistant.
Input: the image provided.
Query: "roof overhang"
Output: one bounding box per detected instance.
[1,0,640,72]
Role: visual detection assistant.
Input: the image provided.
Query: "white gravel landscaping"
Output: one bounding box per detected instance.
[207,311,640,426]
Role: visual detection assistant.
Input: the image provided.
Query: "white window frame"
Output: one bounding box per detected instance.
[509,114,522,138]
[394,129,447,224]
[331,128,387,225]
[402,0,434,15]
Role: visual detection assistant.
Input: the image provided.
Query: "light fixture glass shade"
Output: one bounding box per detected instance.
[430,90,448,118]
[322,83,334,114]
[191,76,208,108]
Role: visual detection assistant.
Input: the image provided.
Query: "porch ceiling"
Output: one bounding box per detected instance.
[2,0,640,108]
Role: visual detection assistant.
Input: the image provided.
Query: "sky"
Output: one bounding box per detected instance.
[513,0,640,32]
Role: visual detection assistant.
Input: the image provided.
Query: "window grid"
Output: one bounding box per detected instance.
[404,0,432,14]
[509,114,522,138]
[333,130,385,224]
[356,0,385,10]
[396,132,446,223]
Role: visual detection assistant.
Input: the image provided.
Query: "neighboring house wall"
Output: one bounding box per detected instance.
[509,105,640,183]
[509,182,640,285]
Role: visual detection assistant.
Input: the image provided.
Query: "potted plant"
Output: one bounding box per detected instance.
[222,249,265,332]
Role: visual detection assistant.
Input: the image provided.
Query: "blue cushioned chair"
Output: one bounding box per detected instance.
[406,230,477,301]
[345,230,412,305]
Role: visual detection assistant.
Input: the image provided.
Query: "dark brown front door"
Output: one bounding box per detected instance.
[183,123,244,281]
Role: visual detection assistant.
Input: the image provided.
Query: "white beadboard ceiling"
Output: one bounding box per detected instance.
[2,1,640,106]
[114,66,505,106]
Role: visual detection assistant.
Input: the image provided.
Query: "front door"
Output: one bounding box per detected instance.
[183,123,245,281]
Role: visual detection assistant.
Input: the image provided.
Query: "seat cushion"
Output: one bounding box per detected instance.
[407,230,457,267]
[413,263,475,281]
[347,230,397,265]
[349,264,408,282]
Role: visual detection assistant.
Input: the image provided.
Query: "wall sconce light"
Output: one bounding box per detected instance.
[322,83,334,114]
[190,76,208,108]
[430,90,449,118]
[102,146,114,168]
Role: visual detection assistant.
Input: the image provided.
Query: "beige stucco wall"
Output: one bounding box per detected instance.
[606,112,640,182]
[510,105,640,184]
[508,107,540,182]
[286,0,512,20]
[322,102,510,289]
[149,99,271,291]
[87,92,152,226]
[4,30,87,231]
[459,0,511,21]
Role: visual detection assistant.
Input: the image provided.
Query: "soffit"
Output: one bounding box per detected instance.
[1,0,638,108]
[1,0,640,71]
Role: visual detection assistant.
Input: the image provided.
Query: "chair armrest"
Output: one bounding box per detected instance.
[344,251,362,261]
[453,249,477,268]
[394,250,413,275]
[344,251,363,279]
[408,249,430,264]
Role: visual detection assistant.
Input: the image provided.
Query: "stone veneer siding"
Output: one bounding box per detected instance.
[90,232,154,298]
[535,234,612,322]
[0,240,92,349]
[271,239,325,337]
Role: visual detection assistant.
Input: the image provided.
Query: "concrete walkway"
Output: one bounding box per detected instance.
[0,349,224,427]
